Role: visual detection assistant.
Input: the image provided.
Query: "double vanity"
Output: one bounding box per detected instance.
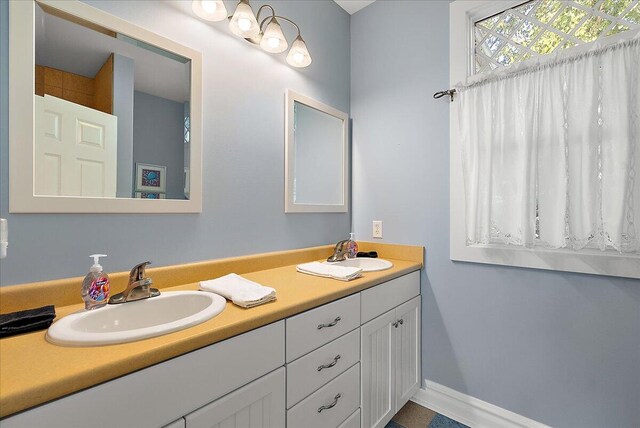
[0,243,422,428]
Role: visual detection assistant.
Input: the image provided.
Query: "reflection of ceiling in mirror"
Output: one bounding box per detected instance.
[35,4,190,103]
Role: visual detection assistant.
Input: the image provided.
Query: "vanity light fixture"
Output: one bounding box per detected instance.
[191,0,312,68]
[191,0,227,22]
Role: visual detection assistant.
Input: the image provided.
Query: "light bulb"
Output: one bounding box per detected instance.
[268,37,280,49]
[201,0,217,13]
[259,17,288,53]
[192,0,227,22]
[238,17,252,31]
[286,35,312,68]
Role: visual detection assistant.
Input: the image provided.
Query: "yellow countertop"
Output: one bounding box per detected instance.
[0,243,422,418]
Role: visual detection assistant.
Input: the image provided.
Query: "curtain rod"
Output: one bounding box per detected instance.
[433,89,456,102]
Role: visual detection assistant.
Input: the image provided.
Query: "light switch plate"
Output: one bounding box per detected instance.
[372,220,383,239]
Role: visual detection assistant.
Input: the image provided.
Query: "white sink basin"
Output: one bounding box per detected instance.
[46,291,226,347]
[324,258,393,272]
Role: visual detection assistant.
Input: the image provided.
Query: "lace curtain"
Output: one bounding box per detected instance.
[458,35,640,253]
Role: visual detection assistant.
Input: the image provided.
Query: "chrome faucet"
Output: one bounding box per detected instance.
[327,239,350,262]
[108,261,160,304]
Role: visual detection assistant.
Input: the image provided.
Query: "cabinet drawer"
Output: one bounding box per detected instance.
[287,328,360,408]
[337,408,361,428]
[361,271,420,324]
[287,363,360,428]
[286,293,360,362]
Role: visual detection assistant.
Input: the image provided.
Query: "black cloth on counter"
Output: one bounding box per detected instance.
[356,251,378,258]
[0,305,56,338]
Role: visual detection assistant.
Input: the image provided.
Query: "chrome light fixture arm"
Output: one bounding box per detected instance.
[273,16,301,38]
[255,4,276,24]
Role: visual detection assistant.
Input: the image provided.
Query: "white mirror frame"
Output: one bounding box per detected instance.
[285,90,349,213]
[9,0,203,213]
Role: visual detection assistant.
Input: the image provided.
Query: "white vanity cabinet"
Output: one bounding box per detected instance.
[360,271,421,428]
[1,270,421,428]
[0,322,285,428]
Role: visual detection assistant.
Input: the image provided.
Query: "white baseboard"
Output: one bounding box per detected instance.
[411,380,550,428]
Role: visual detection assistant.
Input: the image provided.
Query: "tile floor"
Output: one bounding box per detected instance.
[389,401,438,427]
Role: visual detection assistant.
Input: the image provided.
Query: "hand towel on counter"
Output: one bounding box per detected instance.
[200,273,276,308]
[296,262,363,281]
[0,305,56,338]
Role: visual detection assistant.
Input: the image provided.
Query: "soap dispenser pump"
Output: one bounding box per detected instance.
[82,254,110,310]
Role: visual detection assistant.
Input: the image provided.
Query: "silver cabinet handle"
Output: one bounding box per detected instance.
[317,316,341,330]
[317,355,341,371]
[317,393,341,413]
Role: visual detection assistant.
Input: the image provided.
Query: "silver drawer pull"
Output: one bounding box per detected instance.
[317,354,341,371]
[317,316,341,330]
[317,393,341,413]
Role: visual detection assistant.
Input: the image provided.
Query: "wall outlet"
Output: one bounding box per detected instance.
[372,220,383,239]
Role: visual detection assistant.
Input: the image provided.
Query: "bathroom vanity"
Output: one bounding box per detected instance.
[0,244,422,428]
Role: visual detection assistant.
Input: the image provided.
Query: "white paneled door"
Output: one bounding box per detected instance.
[185,368,286,428]
[361,296,421,428]
[394,297,421,411]
[35,95,117,197]
[361,309,396,428]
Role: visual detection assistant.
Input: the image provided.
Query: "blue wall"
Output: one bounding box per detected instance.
[133,91,185,200]
[0,0,351,285]
[351,2,639,427]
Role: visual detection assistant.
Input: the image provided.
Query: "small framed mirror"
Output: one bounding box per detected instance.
[285,90,349,213]
[9,0,202,213]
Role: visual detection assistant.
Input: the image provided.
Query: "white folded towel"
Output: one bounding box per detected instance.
[296,262,363,281]
[200,273,276,308]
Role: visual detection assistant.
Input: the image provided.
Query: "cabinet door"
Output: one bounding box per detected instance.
[394,296,421,412]
[185,368,285,428]
[360,309,396,428]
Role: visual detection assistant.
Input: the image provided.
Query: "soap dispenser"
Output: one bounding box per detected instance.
[346,233,358,259]
[82,254,110,310]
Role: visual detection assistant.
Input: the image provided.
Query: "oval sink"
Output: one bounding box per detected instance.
[324,258,393,272]
[46,291,226,347]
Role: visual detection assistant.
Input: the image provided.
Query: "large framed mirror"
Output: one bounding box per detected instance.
[285,90,349,213]
[9,0,202,213]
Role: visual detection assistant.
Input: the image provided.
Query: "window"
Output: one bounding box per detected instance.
[450,0,640,278]
[474,0,640,73]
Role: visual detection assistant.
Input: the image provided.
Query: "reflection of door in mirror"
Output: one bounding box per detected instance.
[34,2,191,200]
[35,95,117,197]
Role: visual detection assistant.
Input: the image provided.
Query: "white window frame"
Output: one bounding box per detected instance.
[449,0,640,279]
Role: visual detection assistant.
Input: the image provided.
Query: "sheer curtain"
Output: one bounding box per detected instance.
[458,35,640,253]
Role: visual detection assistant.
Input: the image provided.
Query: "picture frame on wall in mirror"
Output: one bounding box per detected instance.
[135,192,166,199]
[135,163,167,194]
